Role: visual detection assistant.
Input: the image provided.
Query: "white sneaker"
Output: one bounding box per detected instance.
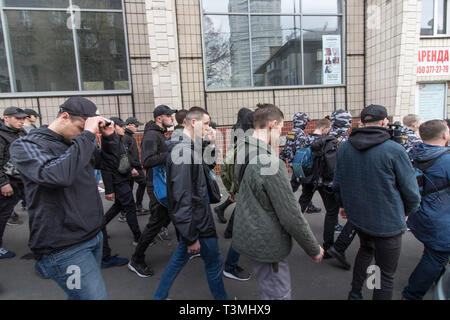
[98,186,105,193]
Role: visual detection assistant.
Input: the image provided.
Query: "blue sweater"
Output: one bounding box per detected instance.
[407,144,450,252]
[333,127,421,237]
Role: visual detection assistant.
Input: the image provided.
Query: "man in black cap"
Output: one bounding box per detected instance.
[101,117,142,267]
[0,107,28,258]
[122,117,148,215]
[333,104,421,300]
[9,97,125,299]
[128,105,176,277]
[23,109,40,134]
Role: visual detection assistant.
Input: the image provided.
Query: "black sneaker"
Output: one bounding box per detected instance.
[158,227,172,241]
[223,266,251,281]
[214,207,227,224]
[306,203,321,214]
[128,260,153,278]
[348,290,363,300]
[327,246,351,270]
[136,205,150,216]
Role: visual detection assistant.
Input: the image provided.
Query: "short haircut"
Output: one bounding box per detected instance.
[403,114,421,127]
[253,104,284,129]
[186,106,209,123]
[56,111,85,122]
[419,120,448,141]
[175,109,188,125]
[316,118,332,129]
[446,119,450,129]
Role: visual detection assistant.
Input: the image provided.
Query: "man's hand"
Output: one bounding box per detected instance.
[105,193,115,201]
[99,118,115,136]
[205,128,216,143]
[0,184,14,197]
[339,208,347,219]
[131,169,139,177]
[311,246,325,263]
[187,240,201,255]
[84,117,103,135]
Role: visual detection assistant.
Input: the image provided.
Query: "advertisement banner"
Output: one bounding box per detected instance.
[415,83,447,122]
[322,35,342,85]
[417,48,450,76]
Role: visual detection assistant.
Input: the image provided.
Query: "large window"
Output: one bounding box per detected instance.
[0,0,130,95]
[421,0,449,36]
[201,0,344,90]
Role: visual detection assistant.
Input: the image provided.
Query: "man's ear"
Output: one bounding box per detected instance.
[268,120,277,130]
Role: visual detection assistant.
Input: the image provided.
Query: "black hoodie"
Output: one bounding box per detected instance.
[348,127,391,151]
[0,119,26,187]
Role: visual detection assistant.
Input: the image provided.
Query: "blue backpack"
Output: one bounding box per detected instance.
[292,146,313,181]
[153,164,168,207]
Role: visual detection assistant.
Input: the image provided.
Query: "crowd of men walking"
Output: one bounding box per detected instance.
[0,97,449,300]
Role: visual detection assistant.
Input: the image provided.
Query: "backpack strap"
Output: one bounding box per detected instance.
[414,150,450,197]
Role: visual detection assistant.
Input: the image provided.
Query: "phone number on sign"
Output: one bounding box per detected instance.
[417,65,449,75]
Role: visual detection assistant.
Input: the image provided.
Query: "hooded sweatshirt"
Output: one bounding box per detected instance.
[0,119,27,187]
[333,126,421,237]
[407,144,450,251]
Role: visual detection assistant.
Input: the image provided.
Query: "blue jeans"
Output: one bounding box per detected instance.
[224,245,240,272]
[36,232,108,300]
[153,237,228,300]
[95,170,102,186]
[402,246,450,300]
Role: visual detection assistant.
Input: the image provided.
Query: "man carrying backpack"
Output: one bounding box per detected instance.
[402,120,450,300]
[280,112,321,213]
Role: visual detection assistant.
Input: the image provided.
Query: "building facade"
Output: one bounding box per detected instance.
[0,0,448,132]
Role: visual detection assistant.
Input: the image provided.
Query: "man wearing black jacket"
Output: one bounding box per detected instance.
[153,107,227,300]
[128,105,176,277]
[10,97,117,299]
[101,117,142,266]
[0,107,27,259]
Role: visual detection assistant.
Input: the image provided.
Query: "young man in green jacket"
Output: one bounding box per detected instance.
[233,104,324,300]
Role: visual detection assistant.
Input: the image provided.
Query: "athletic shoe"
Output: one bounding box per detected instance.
[21,201,27,211]
[98,185,105,193]
[136,205,150,215]
[101,255,129,268]
[189,253,201,261]
[118,215,127,223]
[223,265,251,281]
[327,246,351,270]
[0,248,15,259]
[306,204,321,214]
[335,224,344,233]
[128,260,153,277]
[214,207,227,224]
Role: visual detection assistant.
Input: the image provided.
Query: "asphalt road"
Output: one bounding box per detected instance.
[0,176,434,300]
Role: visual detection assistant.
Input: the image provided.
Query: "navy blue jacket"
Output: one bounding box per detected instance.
[407,144,450,252]
[333,127,421,237]
[10,128,118,257]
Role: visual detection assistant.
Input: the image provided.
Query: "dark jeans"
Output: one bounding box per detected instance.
[130,169,146,207]
[402,246,450,300]
[224,208,235,237]
[0,183,24,248]
[317,186,340,250]
[224,245,240,272]
[132,191,171,264]
[298,183,316,213]
[333,221,357,253]
[103,181,141,242]
[351,230,403,300]
[153,236,228,300]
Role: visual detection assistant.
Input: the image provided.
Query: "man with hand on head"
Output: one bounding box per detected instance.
[10,97,120,300]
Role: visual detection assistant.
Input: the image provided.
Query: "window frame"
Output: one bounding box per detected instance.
[0,0,132,97]
[421,0,450,38]
[200,0,346,92]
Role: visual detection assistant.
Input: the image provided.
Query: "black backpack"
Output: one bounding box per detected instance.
[310,135,340,183]
[413,150,450,197]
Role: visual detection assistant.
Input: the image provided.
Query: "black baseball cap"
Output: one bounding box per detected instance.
[110,117,126,127]
[3,106,28,118]
[24,109,40,118]
[59,97,99,119]
[154,105,177,119]
[360,104,388,123]
[125,117,143,126]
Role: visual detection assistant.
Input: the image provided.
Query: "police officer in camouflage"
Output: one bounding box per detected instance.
[401,114,422,155]
[280,112,321,213]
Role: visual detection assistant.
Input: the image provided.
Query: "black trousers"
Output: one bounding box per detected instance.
[103,181,142,242]
[130,169,146,207]
[132,190,171,264]
[317,186,341,250]
[0,183,24,248]
[334,221,357,254]
[298,183,316,213]
[351,230,403,300]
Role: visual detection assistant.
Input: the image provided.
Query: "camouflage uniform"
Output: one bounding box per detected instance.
[329,109,352,143]
[400,127,422,155]
[280,112,310,167]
